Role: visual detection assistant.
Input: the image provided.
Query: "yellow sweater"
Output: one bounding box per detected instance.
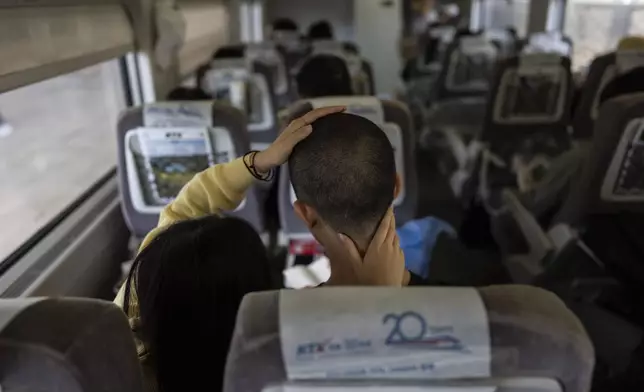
[114,157,255,357]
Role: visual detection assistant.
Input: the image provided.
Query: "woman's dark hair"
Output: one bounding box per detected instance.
[296,54,353,98]
[166,87,211,101]
[308,21,334,40]
[124,216,272,392]
[273,18,299,32]
[599,67,644,106]
[213,45,246,59]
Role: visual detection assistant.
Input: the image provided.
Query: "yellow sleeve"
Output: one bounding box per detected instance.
[138,157,255,251]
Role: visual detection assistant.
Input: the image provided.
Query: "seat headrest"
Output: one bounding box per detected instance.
[117,102,264,236]
[0,298,142,392]
[525,33,572,56]
[279,287,490,380]
[210,58,249,72]
[225,286,594,392]
[140,101,214,127]
[435,35,498,100]
[308,96,384,125]
[311,40,346,54]
[490,53,571,127]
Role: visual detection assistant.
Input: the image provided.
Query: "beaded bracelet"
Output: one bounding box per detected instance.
[243,151,275,182]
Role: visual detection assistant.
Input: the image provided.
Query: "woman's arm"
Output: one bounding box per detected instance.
[139,157,254,251]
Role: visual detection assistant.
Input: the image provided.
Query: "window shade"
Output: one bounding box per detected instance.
[178,1,230,77]
[0,5,134,93]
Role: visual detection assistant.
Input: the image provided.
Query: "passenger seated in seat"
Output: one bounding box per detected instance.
[307,20,334,40]
[289,112,425,286]
[115,107,409,391]
[123,216,272,392]
[295,54,353,98]
[213,45,246,59]
[276,55,354,125]
[272,18,299,32]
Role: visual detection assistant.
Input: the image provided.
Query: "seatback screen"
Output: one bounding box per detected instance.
[494,66,566,124]
[137,128,214,204]
[602,117,644,201]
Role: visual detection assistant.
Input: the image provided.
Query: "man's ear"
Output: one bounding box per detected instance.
[293,200,320,230]
[393,173,402,200]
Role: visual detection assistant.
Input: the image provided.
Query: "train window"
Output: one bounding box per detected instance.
[0,60,126,263]
[484,0,530,37]
[566,0,644,70]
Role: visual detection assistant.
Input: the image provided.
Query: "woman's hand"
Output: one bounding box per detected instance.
[254,106,345,173]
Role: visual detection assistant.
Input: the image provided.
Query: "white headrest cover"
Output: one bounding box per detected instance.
[429,25,456,42]
[309,96,384,125]
[460,36,497,56]
[518,53,562,74]
[143,102,213,127]
[312,40,346,55]
[279,287,491,380]
[211,58,248,70]
[525,34,570,56]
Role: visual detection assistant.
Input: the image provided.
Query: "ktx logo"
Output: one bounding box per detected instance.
[297,339,341,356]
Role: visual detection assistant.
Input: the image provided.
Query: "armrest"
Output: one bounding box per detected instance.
[502,188,553,263]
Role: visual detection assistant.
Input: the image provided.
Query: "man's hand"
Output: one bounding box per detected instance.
[353,208,406,286]
[315,208,407,287]
[254,106,345,173]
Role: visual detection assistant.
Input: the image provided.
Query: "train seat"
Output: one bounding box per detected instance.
[116,101,265,238]
[246,41,293,109]
[0,298,142,392]
[225,286,594,392]
[506,48,644,236]
[199,54,279,151]
[502,93,644,285]
[278,96,418,251]
[421,34,500,197]
[485,28,519,58]
[479,53,573,208]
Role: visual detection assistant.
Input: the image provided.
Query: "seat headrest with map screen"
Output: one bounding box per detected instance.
[435,34,499,100]
[278,97,418,239]
[117,101,264,238]
[224,286,594,392]
[199,58,278,150]
[482,53,572,144]
[573,49,644,139]
[555,93,644,226]
[0,298,142,392]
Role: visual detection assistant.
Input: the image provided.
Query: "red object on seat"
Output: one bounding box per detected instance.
[289,239,323,256]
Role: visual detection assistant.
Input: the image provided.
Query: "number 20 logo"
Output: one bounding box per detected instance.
[383,311,427,345]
